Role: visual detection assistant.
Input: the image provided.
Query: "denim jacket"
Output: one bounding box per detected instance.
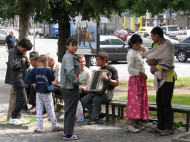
[59,51,80,89]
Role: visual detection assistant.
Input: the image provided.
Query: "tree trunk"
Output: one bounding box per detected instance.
[58,20,70,62]
[19,13,30,41]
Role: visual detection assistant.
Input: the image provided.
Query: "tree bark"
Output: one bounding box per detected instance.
[19,13,30,41]
[58,20,70,62]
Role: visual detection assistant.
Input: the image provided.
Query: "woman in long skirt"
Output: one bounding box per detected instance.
[125,34,149,133]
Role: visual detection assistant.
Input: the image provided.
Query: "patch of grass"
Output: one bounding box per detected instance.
[119,77,190,89]
[0,115,36,125]
[23,116,36,124]
[148,94,190,105]
[115,94,190,105]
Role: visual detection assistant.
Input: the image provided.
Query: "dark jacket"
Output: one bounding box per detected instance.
[5,48,30,86]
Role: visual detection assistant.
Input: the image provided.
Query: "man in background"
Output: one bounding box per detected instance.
[5,30,16,53]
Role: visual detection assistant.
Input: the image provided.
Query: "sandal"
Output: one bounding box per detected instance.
[160,129,174,136]
[52,126,64,132]
[34,129,41,133]
[62,134,79,141]
[62,133,66,137]
[148,127,163,133]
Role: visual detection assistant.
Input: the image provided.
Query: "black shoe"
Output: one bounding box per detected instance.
[88,119,97,125]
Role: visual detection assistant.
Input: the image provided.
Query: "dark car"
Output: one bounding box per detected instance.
[125,28,135,35]
[114,29,129,41]
[174,37,190,62]
[90,35,128,66]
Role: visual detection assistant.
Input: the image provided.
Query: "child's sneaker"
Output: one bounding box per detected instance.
[9,117,23,126]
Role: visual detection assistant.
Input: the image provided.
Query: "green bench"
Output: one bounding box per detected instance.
[103,100,190,132]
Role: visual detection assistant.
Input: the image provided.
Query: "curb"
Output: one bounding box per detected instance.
[171,132,190,142]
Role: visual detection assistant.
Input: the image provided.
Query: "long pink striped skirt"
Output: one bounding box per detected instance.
[125,75,149,120]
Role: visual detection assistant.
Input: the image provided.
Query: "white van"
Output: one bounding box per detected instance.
[176,29,190,41]
[161,25,180,39]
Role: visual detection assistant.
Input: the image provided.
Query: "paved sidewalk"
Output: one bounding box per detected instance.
[0,77,187,142]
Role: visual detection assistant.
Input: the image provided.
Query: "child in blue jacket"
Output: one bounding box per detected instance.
[25,54,63,133]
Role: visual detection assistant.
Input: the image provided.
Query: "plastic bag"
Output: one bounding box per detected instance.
[75,101,84,122]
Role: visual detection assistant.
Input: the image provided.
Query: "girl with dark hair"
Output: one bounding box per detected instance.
[59,37,80,140]
[125,34,149,133]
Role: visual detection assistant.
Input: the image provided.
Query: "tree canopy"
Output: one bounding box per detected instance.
[1,0,190,60]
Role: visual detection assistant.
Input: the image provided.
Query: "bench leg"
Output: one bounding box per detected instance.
[106,103,109,122]
[186,112,190,132]
[121,107,124,119]
[118,106,120,118]
[112,105,115,123]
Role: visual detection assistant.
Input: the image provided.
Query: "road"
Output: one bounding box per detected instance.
[0,37,190,82]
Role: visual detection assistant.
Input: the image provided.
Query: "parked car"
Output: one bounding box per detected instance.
[113,29,129,41]
[29,28,44,38]
[124,28,135,35]
[176,29,190,41]
[90,35,129,66]
[0,29,19,44]
[161,25,180,39]
[138,26,153,32]
[127,31,179,49]
[174,37,190,62]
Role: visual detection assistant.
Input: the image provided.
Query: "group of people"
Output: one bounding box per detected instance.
[4,26,176,140]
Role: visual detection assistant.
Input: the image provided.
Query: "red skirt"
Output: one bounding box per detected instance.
[125,76,149,120]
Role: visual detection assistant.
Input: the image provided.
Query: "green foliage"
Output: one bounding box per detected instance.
[116,94,190,105]
[120,77,190,89]
[173,121,184,128]
[0,0,49,19]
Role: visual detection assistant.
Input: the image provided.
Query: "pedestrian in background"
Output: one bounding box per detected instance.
[5,30,16,53]
[59,37,80,140]
[125,34,149,133]
[25,54,63,133]
[6,39,32,126]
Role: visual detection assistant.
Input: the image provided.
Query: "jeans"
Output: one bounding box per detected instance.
[11,86,27,119]
[81,89,113,120]
[61,86,79,136]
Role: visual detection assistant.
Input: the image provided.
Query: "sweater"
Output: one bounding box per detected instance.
[25,67,55,93]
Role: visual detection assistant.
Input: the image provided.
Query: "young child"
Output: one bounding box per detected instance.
[25,54,63,133]
[125,34,149,133]
[144,40,175,91]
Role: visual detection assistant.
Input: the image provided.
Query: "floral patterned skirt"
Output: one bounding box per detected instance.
[125,76,149,120]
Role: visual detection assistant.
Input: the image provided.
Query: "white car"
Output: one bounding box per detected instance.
[0,29,19,44]
[127,31,179,49]
[176,30,190,41]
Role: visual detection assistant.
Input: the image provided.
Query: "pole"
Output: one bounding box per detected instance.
[97,18,100,53]
[33,23,36,51]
